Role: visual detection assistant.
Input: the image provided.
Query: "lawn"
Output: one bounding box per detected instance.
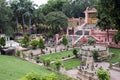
[108,48,120,63]
[51,58,81,70]
[0,55,72,80]
[39,48,80,62]
[63,58,81,70]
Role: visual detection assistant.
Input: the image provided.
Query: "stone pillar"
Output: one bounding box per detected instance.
[55,34,59,45]
[84,8,89,23]
[72,35,74,46]
[66,27,69,36]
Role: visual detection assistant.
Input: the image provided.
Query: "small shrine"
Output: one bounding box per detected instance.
[77,45,109,80]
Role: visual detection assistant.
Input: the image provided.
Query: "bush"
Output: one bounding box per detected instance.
[44,58,51,66]
[0,37,6,47]
[73,49,78,58]
[21,34,29,48]
[30,39,38,49]
[55,60,62,71]
[16,50,21,57]
[92,50,99,61]
[19,72,41,80]
[87,38,96,45]
[22,52,26,58]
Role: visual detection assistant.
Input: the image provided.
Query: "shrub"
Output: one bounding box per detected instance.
[19,72,41,80]
[44,58,51,66]
[22,52,26,58]
[73,49,78,58]
[92,50,99,61]
[21,34,29,48]
[0,37,6,47]
[30,39,38,49]
[55,60,62,71]
[16,50,21,57]
[97,68,110,80]
[87,38,96,45]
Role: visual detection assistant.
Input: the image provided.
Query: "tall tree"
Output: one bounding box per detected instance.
[96,0,120,44]
[63,0,97,18]
[46,11,68,34]
[41,0,67,15]
[10,0,20,32]
[23,0,36,34]
[0,0,13,36]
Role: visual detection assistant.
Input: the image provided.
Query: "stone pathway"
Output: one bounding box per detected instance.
[65,62,120,80]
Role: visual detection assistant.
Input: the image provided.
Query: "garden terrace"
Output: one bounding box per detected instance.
[39,48,80,62]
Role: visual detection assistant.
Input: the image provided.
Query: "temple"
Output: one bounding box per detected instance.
[58,7,120,48]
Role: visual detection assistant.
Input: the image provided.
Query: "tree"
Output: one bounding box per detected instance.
[10,0,20,32]
[96,0,120,43]
[21,34,29,47]
[97,68,110,80]
[46,11,68,34]
[0,0,13,36]
[73,49,78,58]
[96,0,113,43]
[23,0,36,34]
[41,0,67,15]
[38,37,45,54]
[61,35,68,50]
[63,0,97,18]
[0,37,6,48]
[30,39,38,49]
[114,31,120,44]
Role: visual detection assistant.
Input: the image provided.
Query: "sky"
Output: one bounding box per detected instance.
[32,0,48,6]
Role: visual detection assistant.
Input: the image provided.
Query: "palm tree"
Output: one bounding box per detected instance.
[23,1,36,34]
[10,0,20,32]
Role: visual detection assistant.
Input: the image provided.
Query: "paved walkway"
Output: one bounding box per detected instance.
[65,62,120,80]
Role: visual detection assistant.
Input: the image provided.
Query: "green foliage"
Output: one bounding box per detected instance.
[0,37,6,47]
[87,38,96,45]
[20,72,41,80]
[21,34,29,48]
[38,37,45,54]
[22,52,26,58]
[62,35,68,47]
[92,50,99,61]
[44,73,57,80]
[46,11,68,34]
[16,50,21,57]
[73,49,78,58]
[96,0,120,42]
[30,39,38,49]
[114,31,120,44]
[55,60,62,71]
[0,0,13,36]
[41,0,66,15]
[97,68,110,80]
[63,0,97,18]
[44,58,51,66]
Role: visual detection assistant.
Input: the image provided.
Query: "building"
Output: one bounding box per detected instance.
[65,7,120,48]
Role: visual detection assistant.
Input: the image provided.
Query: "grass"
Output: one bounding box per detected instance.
[39,48,80,62]
[108,48,120,63]
[0,55,72,80]
[51,58,81,70]
[63,58,81,70]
